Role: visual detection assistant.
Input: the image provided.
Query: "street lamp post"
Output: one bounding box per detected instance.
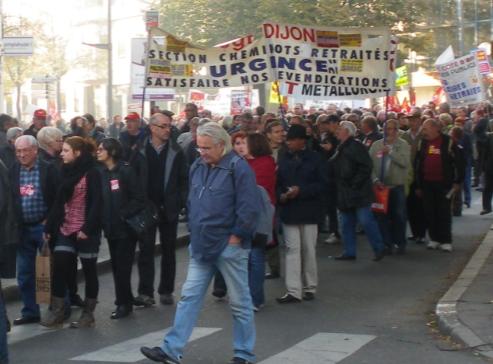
[107,0,112,125]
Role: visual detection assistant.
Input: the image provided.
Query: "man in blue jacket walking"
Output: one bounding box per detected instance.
[141,122,260,364]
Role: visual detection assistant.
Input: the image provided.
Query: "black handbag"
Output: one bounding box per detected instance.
[125,205,159,236]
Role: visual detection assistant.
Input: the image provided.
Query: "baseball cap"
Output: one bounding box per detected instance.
[33,109,47,119]
[124,112,140,121]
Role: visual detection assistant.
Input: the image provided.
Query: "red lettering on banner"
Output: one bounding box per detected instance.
[285,81,299,95]
[263,23,315,43]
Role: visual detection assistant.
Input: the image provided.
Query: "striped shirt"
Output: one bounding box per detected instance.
[60,175,87,236]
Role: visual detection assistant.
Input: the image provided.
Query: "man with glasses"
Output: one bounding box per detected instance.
[11,135,59,325]
[141,122,259,364]
[133,112,188,307]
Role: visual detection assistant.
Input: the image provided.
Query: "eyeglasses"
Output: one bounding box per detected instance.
[152,123,171,130]
[195,146,213,153]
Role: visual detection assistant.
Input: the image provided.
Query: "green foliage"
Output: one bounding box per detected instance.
[155,0,492,67]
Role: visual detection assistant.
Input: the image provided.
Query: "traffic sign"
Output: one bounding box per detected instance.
[32,76,57,83]
[145,10,159,29]
[2,37,33,56]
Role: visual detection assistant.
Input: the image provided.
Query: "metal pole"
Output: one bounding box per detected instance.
[457,0,464,56]
[0,0,4,113]
[107,0,113,125]
[141,27,151,118]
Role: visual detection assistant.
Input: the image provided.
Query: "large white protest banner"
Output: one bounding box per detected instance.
[146,22,394,99]
[436,53,485,107]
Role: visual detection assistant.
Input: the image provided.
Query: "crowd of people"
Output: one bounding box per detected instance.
[0,98,490,364]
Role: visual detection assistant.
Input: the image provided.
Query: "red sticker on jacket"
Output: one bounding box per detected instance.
[20,184,35,196]
[110,179,120,191]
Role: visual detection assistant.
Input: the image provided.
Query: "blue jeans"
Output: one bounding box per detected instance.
[340,206,384,257]
[0,281,8,364]
[17,224,45,318]
[248,247,265,307]
[375,186,407,250]
[162,245,255,363]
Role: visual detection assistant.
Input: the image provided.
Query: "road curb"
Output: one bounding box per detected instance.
[435,224,493,358]
[2,234,190,303]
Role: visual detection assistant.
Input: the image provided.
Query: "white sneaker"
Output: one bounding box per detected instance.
[427,241,440,250]
[324,233,340,244]
[440,243,453,252]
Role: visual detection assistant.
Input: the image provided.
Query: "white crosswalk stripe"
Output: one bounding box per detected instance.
[258,333,376,364]
[70,327,221,362]
[8,323,70,345]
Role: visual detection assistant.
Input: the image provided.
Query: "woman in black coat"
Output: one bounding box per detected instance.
[97,138,146,319]
[42,136,102,329]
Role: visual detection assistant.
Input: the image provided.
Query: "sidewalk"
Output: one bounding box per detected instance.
[437,220,493,359]
[2,223,190,303]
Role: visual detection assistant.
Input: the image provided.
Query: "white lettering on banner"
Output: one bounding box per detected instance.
[146,23,394,99]
[436,54,485,107]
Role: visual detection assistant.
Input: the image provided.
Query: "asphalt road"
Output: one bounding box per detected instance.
[6,193,493,364]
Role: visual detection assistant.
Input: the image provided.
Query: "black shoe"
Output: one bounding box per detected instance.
[228,357,253,364]
[13,316,40,326]
[212,289,227,299]
[133,294,155,307]
[276,293,301,304]
[373,251,385,261]
[160,294,174,305]
[334,255,356,261]
[303,292,315,301]
[140,346,179,364]
[480,209,492,215]
[70,294,85,308]
[264,272,280,279]
[408,235,416,241]
[111,304,133,319]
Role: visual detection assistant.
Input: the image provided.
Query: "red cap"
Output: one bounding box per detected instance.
[33,109,47,119]
[125,112,140,121]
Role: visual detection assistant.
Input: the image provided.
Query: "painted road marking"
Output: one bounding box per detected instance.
[70,327,221,362]
[258,333,376,364]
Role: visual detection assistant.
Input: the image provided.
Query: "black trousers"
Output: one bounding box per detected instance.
[108,236,137,306]
[422,182,452,244]
[138,217,178,297]
[482,173,493,211]
[407,182,427,239]
[53,252,98,299]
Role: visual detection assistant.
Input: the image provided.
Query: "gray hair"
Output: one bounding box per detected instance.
[339,121,357,137]
[198,118,212,126]
[6,127,23,142]
[37,127,63,150]
[15,134,38,148]
[197,122,232,156]
[439,113,453,124]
